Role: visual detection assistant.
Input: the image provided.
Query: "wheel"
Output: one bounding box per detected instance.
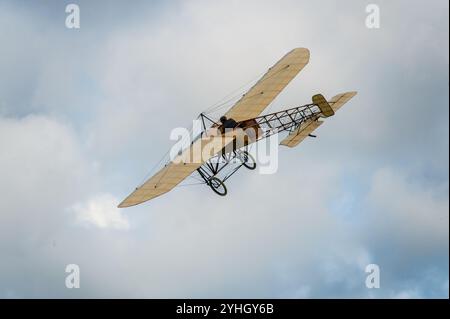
[240,151,256,170]
[208,177,227,196]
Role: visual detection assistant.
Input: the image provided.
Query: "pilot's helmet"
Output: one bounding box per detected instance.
[220,116,227,123]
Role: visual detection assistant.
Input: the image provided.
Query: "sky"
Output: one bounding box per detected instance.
[0,0,448,298]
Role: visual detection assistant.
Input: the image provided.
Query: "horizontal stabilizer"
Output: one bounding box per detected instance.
[328,91,357,112]
[280,119,323,148]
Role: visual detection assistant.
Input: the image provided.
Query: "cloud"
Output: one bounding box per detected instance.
[0,114,92,225]
[354,167,449,298]
[365,168,449,249]
[0,0,448,298]
[0,114,94,297]
[71,193,130,230]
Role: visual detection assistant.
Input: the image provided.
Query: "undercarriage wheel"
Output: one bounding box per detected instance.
[240,151,256,170]
[208,177,227,196]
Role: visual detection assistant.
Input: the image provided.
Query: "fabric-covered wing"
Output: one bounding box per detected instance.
[118,161,201,208]
[279,119,323,148]
[224,48,310,122]
[118,132,237,208]
[328,91,357,112]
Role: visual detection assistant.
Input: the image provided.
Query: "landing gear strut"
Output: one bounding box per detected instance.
[196,148,255,197]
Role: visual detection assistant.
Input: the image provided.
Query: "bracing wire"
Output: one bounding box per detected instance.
[202,70,266,115]
[136,68,271,187]
[177,182,206,187]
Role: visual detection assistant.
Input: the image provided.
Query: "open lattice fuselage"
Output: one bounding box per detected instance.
[202,102,321,153]
[236,102,321,140]
[195,102,323,182]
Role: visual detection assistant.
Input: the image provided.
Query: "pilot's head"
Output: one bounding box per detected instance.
[220,116,227,124]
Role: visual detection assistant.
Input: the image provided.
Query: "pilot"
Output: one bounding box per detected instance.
[219,116,238,129]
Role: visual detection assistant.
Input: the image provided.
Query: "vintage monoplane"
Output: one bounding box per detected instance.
[118,48,357,207]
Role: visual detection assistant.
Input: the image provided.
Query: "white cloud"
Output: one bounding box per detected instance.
[365,167,449,251]
[72,193,130,230]
[0,114,92,238]
[392,288,422,299]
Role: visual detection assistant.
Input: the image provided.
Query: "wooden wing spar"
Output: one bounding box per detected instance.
[118,48,358,207]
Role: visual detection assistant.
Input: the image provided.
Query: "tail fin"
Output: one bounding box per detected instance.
[313,94,335,117]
